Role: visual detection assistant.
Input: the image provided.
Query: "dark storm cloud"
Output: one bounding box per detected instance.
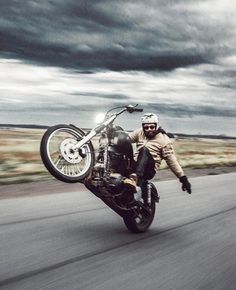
[0,0,233,71]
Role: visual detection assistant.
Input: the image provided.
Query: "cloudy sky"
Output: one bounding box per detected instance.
[0,0,236,135]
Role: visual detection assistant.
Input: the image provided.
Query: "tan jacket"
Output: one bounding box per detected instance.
[129,128,184,178]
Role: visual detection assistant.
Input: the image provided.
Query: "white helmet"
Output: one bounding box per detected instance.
[141,113,158,124]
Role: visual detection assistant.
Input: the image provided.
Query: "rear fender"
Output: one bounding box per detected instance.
[150,183,160,203]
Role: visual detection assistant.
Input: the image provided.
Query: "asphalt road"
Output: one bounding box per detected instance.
[0,173,236,290]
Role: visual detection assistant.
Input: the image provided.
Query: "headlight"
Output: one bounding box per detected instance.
[94,113,106,124]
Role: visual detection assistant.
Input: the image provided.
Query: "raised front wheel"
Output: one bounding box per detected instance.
[40,125,95,183]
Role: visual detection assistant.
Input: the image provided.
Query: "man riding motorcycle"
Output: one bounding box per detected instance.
[123,113,192,194]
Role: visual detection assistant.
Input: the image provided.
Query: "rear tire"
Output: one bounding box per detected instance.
[123,184,157,233]
[40,124,95,183]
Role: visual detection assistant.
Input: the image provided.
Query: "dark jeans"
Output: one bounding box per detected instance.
[114,132,156,181]
[135,147,156,183]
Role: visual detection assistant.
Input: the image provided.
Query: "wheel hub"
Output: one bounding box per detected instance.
[60,138,83,164]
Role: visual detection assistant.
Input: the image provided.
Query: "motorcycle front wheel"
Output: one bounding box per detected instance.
[123,184,157,233]
[40,124,95,183]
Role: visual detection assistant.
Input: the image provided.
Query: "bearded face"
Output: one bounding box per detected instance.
[142,123,157,139]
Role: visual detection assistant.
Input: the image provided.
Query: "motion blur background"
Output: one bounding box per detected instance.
[0,1,236,185]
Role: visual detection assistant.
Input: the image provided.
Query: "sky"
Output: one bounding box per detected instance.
[0,0,236,135]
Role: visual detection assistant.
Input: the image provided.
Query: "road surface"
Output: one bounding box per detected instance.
[0,173,236,289]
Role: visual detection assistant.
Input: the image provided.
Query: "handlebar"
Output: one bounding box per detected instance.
[126,104,143,113]
[105,104,143,118]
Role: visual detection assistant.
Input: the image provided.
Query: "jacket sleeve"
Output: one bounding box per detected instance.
[162,142,184,178]
[128,129,140,143]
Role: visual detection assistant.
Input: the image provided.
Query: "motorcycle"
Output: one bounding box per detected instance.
[40,104,159,233]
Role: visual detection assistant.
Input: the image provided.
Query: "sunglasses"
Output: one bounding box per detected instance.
[143,125,156,130]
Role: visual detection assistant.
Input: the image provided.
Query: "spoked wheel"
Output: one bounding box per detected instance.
[40,124,95,183]
[123,184,157,233]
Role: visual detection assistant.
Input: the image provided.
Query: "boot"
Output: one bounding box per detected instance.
[123,173,137,193]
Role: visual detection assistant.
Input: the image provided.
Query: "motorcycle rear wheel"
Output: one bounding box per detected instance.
[123,185,156,233]
[40,124,95,183]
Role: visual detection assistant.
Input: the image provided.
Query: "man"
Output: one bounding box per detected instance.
[123,113,192,194]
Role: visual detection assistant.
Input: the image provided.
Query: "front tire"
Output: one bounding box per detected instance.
[40,124,95,183]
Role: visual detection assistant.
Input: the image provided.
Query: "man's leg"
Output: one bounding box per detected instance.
[123,147,155,192]
[135,147,155,185]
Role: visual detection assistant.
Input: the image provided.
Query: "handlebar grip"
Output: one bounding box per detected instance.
[135,108,143,112]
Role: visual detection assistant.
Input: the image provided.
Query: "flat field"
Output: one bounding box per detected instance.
[0,128,236,184]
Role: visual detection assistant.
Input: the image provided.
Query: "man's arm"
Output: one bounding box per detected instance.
[162,143,192,194]
[162,143,184,178]
[128,128,140,143]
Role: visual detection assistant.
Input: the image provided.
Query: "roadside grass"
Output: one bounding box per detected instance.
[161,137,236,169]
[0,128,236,184]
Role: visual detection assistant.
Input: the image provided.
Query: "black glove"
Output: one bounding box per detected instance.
[179,176,192,194]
